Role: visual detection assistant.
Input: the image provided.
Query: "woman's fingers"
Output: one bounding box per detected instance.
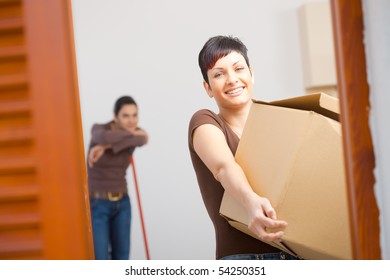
[248,203,287,242]
[88,145,105,168]
[249,220,285,242]
[246,194,288,242]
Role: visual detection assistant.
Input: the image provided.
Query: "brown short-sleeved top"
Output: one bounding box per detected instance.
[188,109,279,259]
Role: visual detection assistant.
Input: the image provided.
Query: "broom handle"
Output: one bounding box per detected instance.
[130,155,151,260]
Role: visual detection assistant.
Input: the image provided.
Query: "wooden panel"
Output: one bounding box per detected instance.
[0,0,93,259]
[0,0,41,259]
[330,0,381,259]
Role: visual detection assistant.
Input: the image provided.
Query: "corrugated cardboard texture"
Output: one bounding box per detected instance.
[220,93,352,260]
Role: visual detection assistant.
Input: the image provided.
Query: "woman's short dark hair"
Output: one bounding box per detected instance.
[114,96,137,115]
[198,35,250,84]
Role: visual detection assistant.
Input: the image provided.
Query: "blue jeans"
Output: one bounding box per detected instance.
[90,194,131,260]
[219,251,300,260]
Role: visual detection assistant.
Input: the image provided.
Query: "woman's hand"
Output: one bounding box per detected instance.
[246,192,287,242]
[88,144,110,168]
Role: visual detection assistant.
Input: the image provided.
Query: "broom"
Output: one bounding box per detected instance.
[130,155,151,260]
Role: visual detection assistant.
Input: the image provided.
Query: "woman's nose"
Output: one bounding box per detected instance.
[226,71,238,84]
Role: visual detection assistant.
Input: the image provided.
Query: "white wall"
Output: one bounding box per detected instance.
[71,0,324,259]
[362,0,390,260]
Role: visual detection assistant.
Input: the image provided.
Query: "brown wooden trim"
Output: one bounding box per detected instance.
[330,0,381,259]
[23,0,93,259]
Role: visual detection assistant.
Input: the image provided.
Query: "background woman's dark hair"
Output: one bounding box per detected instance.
[198,35,250,84]
[114,96,137,115]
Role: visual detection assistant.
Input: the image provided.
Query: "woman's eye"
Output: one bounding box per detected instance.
[236,66,245,71]
[214,72,223,78]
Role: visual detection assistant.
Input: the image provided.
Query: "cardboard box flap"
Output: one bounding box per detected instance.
[236,105,316,207]
[253,92,340,121]
[270,115,351,259]
[220,93,352,259]
[284,239,343,260]
[228,220,298,257]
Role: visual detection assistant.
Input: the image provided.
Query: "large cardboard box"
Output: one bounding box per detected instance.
[220,93,352,260]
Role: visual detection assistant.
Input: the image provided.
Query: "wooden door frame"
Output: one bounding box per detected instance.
[23,0,94,259]
[330,0,381,259]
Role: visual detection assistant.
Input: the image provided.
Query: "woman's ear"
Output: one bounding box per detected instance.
[203,80,214,98]
[250,67,255,84]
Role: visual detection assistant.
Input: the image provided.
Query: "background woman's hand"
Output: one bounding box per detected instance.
[88,144,109,167]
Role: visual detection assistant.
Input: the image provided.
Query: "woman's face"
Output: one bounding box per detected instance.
[204,51,254,110]
[114,104,139,132]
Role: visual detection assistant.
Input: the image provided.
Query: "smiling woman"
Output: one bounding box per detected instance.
[188,35,298,260]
